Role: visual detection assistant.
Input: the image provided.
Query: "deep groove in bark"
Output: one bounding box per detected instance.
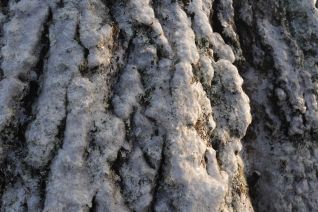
[211,0,223,36]
[0,0,9,15]
[75,22,89,77]
[150,138,166,211]
[89,193,97,212]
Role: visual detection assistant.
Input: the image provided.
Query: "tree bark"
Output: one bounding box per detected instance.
[0,0,317,211]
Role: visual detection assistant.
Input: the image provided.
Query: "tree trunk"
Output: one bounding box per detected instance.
[0,0,317,211]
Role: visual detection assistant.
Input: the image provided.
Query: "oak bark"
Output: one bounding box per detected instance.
[0,0,317,211]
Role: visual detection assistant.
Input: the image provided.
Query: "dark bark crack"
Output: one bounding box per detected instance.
[74,22,90,78]
[150,137,166,211]
[211,0,223,37]
[89,192,97,212]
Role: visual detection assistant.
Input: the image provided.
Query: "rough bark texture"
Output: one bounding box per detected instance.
[0,0,317,211]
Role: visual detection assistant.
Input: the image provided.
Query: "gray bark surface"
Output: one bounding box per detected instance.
[0,0,317,211]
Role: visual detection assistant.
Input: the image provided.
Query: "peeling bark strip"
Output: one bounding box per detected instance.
[0,0,317,211]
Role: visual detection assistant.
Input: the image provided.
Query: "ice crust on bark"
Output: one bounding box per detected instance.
[0,0,317,211]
